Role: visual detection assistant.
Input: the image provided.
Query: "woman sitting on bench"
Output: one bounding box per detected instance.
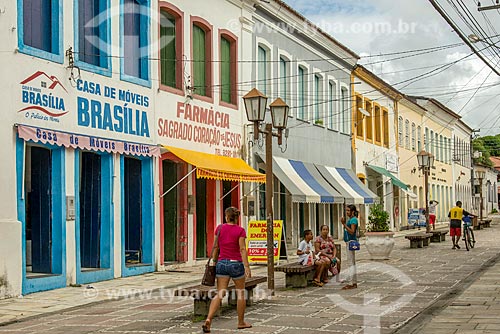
[314,225,338,286]
[297,229,327,287]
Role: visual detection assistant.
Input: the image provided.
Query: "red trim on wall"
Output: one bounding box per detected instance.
[206,179,216,254]
[158,2,184,95]
[191,170,197,260]
[190,16,213,103]
[178,163,189,262]
[218,29,239,109]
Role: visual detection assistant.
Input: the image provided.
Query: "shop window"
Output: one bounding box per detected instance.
[159,4,183,91]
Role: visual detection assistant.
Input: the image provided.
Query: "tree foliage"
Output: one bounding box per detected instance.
[472,136,496,167]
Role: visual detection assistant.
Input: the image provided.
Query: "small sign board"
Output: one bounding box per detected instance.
[246,220,283,264]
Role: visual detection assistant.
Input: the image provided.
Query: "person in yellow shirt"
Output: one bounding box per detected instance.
[448,201,473,250]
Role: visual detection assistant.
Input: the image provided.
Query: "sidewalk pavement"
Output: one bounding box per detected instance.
[0,217,499,333]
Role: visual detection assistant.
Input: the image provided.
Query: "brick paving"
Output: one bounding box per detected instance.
[0,218,499,333]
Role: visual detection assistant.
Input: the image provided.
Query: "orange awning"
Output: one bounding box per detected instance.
[163,146,265,183]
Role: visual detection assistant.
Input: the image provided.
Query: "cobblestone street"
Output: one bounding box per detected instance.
[1,219,499,333]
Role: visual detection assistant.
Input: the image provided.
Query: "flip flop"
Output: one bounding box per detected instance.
[312,279,324,287]
[202,319,211,333]
[238,323,252,329]
[341,284,357,290]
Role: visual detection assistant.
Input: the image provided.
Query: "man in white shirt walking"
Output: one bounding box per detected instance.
[429,200,439,230]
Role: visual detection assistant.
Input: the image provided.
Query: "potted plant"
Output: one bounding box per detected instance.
[365,203,395,260]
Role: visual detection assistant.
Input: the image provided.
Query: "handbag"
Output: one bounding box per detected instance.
[348,240,360,251]
[201,228,221,286]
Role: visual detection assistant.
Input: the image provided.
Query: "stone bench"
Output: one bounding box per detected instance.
[430,230,448,243]
[474,219,491,230]
[174,276,266,316]
[275,244,341,288]
[405,233,433,248]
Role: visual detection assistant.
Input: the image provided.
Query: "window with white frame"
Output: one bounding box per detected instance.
[417,126,422,151]
[314,74,323,124]
[328,81,337,130]
[123,0,150,82]
[257,46,268,95]
[298,66,307,120]
[279,56,289,104]
[405,119,410,149]
[398,116,403,147]
[341,87,348,133]
[411,122,416,151]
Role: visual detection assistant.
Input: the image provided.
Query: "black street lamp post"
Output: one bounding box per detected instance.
[243,89,289,293]
[417,151,435,233]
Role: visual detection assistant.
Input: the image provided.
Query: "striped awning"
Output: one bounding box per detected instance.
[316,165,378,204]
[273,157,344,203]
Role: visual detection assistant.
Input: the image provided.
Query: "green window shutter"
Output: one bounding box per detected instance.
[193,25,206,96]
[220,37,231,103]
[160,10,176,87]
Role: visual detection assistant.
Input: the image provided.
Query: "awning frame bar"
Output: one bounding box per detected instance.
[160,167,197,198]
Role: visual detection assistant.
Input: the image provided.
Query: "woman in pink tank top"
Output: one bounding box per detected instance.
[202,207,252,333]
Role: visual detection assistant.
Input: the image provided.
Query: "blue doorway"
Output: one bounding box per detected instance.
[121,156,154,277]
[124,157,142,264]
[28,147,52,274]
[75,151,113,284]
[17,139,66,295]
[80,152,102,268]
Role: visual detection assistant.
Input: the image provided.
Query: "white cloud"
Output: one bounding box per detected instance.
[283,0,500,134]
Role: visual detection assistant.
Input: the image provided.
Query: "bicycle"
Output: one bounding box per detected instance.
[462,216,476,251]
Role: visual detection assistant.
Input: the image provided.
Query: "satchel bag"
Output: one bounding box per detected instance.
[201,228,221,286]
[348,240,360,251]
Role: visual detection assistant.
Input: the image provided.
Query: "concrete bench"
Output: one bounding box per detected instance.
[275,244,341,288]
[474,219,491,230]
[174,276,266,316]
[430,230,448,243]
[405,233,433,248]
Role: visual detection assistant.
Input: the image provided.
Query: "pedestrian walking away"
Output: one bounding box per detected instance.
[202,207,252,333]
[429,200,439,230]
[448,201,474,250]
[341,204,359,290]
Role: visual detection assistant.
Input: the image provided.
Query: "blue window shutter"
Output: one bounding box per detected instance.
[24,0,52,52]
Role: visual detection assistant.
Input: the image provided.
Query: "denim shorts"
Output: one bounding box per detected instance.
[216,259,245,280]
